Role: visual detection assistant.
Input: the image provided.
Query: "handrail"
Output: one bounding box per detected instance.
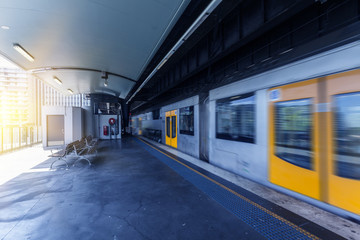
[0,125,42,154]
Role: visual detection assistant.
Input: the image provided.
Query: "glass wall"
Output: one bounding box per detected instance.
[0,68,42,152]
[216,92,255,143]
[0,63,90,153]
[0,125,41,152]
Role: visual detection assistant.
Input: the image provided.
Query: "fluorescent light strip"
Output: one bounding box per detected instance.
[67,89,73,94]
[53,76,62,85]
[157,58,168,70]
[29,67,53,73]
[126,0,222,104]
[13,43,34,62]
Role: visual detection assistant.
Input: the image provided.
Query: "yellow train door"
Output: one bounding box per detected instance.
[165,110,177,148]
[171,110,178,148]
[327,69,360,214]
[138,117,142,135]
[269,79,321,200]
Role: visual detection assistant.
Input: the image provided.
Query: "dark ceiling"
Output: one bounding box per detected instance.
[129,0,360,114]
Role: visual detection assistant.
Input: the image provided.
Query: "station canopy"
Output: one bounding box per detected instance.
[0,0,191,98]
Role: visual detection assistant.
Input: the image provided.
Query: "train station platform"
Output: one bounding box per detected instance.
[0,137,358,239]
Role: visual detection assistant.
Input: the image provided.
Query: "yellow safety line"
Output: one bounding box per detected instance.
[138,137,320,240]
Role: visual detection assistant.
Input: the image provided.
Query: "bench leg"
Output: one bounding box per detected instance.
[73,156,91,167]
[50,157,69,169]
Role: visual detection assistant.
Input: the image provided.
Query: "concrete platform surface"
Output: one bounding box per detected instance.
[0,137,356,239]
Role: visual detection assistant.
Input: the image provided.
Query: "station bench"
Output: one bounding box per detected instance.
[49,136,98,169]
[49,142,75,169]
[84,135,98,153]
[72,138,97,166]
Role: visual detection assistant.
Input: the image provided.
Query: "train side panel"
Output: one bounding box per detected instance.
[209,41,360,217]
[160,96,200,159]
[209,88,269,183]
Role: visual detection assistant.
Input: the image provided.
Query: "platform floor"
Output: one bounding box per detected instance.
[0,137,355,239]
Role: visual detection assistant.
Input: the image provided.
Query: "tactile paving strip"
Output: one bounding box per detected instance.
[136,138,320,240]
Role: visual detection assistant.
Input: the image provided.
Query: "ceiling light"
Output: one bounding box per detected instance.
[157,58,168,70]
[13,43,34,62]
[102,71,108,87]
[53,76,62,85]
[29,67,53,73]
[1,26,10,30]
[67,89,73,94]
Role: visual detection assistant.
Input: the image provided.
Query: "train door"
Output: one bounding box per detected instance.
[269,79,321,200]
[327,70,360,214]
[138,117,142,135]
[165,110,177,148]
[199,96,210,162]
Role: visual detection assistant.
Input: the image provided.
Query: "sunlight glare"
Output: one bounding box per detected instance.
[0,146,52,185]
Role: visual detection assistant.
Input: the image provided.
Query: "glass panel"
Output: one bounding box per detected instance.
[172,116,176,138]
[38,126,42,142]
[275,98,313,170]
[13,127,20,148]
[21,127,27,146]
[166,117,170,138]
[152,109,160,120]
[3,128,11,151]
[180,106,194,135]
[28,127,32,145]
[216,93,255,143]
[0,128,2,152]
[333,92,360,180]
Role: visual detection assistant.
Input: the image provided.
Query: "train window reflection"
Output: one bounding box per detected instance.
[275,99,313,170]
[171,116,176,138]
[216,92,255,143]
[166,117,170,138]
[180,106,194,136]
[333,92,360,180]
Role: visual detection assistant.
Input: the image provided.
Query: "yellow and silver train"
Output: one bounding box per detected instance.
[131,41,360,221]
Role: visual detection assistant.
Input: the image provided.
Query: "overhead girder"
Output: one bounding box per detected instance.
[131,0,360,113]
[132,0,315,104]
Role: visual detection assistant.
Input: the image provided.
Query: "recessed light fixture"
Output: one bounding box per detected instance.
[29,67,52,73]
[101,71,108,87]
[67,89,73,94]
[1,25,10,30]
[53,76,62,85]
[230,96,240,100]
[13,43,34,62]
[157,58,168,70]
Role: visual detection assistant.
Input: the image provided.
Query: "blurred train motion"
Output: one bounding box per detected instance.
[131,42,360,219]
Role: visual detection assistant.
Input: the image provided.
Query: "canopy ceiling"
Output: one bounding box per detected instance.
[0,0,190,98]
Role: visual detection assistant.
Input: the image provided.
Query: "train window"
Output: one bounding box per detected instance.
[275,99,313,170]
[333,92,360,180]
[171,116,176,138]
[135,118,139,128]
[216,92,255,143]
[180,106,194,136]
[152,109,160,120]
[166,117,170,138]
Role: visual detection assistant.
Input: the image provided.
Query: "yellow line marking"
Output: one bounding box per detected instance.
[137,137,320,240]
